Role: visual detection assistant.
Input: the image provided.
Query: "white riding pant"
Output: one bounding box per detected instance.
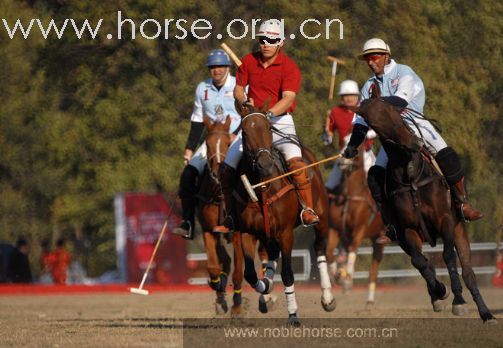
[224,114,302,169]
[188,143,207,175]
[325,150,376,190]
[375,116,448,168]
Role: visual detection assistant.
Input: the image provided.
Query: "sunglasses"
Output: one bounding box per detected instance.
[258,37,282,45]
[364,54,385,62]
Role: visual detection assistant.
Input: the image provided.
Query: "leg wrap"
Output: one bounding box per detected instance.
[435,147,464,186]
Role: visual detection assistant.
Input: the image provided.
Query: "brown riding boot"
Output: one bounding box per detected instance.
[287,157,320,226]
[454,177,483,221]
[213,164,237,233]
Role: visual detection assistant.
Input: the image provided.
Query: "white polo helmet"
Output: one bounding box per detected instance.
[358,38,391,59]
[338,80,359,96]
[256,19,285,40]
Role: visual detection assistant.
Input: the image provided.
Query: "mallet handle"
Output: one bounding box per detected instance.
[141,220,168,284]
[252,154,343,189]
[221,43,242,67]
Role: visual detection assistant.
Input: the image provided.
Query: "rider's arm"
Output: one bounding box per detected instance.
[184,84,206,162]
[234,85,247,106]
[269,91,296,116]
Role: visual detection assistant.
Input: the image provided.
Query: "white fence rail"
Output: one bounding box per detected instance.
[187,242,502,284]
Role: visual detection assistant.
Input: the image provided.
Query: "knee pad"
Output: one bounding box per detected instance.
[367,165,386,203]
[179,164,199,198]
[435,147,464,185]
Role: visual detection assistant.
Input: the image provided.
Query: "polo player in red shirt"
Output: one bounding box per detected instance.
[213,19,319,233]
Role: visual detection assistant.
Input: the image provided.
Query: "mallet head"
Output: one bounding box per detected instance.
[130,287,149,296]
[240,174,259,202]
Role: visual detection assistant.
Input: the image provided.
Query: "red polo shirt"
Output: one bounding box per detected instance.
[236,50,301,113]
[329,105,374,150]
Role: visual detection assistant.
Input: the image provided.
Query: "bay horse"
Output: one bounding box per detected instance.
[234,106,336,326]
[353,94,496,323]
[197,116,244,317]
[327,144,385,305]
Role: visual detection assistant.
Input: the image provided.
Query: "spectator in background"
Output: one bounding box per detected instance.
[39,239,55,284]
[7,237,32,283]
[51,238,71,285]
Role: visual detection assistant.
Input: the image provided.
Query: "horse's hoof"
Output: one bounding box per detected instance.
[366,300,375,308]
[258,294,277,314]
[215,294,228,315]
[321,297,336,312]
[287,313,301,327]
[452,304,469,316]
[482,313,497,324]
[432,299,447,312]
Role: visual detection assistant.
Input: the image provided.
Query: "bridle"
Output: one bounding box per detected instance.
[206,130,230,185]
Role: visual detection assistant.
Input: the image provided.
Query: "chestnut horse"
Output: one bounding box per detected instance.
[234,107,336,326]
[353,94,496,323]
[327,144,385,305]
[198,116,244,317]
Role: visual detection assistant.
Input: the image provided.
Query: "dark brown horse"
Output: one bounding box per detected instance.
[354,96,496,323]
[234,107,336,326]
[327,144,384,305]
[197,116,244,317]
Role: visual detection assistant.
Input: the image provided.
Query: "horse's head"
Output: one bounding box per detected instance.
[352,98,421,155]
[240,109,275,178]
[203,115,231,177]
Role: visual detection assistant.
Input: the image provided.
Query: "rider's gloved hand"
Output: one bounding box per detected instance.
[343,145,358,159]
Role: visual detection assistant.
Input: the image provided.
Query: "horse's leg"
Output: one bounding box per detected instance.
[280,228,301,326]
[454,222,496,322]
[314,223,336,312]
[343,227,365,292]
[258,240,269,276]
[367,238,384,306]
[326,226,340,280]
[404,228,449,311]
[257,238,279,314]
[203,231,228,314]
[230,231,245,317]
[439,216,468,316]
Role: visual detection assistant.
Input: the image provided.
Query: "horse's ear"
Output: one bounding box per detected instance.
[203,115,212,129]
[224,115,231,130]
[370,83,381,99]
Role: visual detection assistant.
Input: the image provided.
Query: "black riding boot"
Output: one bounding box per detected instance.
[367,165,397,244]
[213,163,237,233]
[172,165,199,239]
[435,147,483,221]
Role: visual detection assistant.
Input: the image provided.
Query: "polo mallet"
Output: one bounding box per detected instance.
[241,154,343,202]
[221,42,242,67]
[327,56,346,100]
[130,220,168,296]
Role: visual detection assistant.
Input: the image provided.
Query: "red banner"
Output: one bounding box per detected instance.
[115,193,188,284]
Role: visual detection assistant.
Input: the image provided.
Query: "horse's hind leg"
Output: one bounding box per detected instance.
[440,217,468,316]
[404,229,448,311]
[203,231,228,314]
[314,224,336,312]
[230,231,245,317]
[367,239,384,306]
[454,223,496,323]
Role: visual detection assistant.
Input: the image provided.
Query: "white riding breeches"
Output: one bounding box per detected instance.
[325,149,376,190]
[224,114,302,169]
[375,115,447,168]
[188,143,207,175]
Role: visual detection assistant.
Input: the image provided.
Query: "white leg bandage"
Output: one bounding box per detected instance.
[367,282,376,303]
[329,261,338,277]
[284,285,298,315]
[347,252,357,276]
[254,280,266,293]
[264,260,277,280]
[317,256,331,289]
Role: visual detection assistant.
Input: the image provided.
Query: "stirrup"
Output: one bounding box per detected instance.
[300,208,319,227]
[172,220,193,240]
